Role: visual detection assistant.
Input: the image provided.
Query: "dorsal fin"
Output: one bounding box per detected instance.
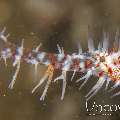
[98,41,102,51]
[88,31,94,52]
[102,31,109,51]
[78,42,82,54]
[114,29,119,50]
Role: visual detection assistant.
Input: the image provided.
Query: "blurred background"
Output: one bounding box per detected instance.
[0,0,120,120]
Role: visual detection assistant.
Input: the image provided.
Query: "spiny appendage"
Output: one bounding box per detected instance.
[0,27,21,89]
[0,27,10,43]
[0,27,120,101]
[76,31,120,101]
[8,40,24,89]
[31,45,68,101]
[76,69,93,90]
[85,77,106,101]
[54,70,67,100]
[0,28,42,89]
[86,56,119,101]
[32,64,54,101]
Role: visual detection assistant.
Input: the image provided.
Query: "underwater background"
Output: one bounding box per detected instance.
[0,0,120,120]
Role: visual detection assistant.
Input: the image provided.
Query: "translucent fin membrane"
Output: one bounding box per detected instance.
[103,32,109,51]
[88,32,94,52]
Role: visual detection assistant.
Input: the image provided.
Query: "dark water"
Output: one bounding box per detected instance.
[0,0,120,120]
